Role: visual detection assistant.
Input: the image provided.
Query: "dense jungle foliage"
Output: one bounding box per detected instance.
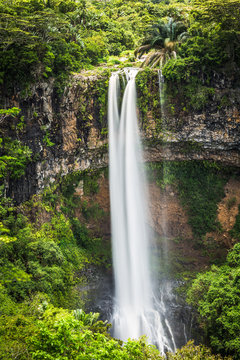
[188,242,240,359]
[1,0,240,359]
[0,0,239,96]
[0,0,184,94]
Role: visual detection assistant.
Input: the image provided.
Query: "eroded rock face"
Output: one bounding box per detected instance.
[148,183,192,239]
[145,143,240,167]
[2,73,109,202]
[74,173,111,241]
[75,173,213,273]
[1,71,240,203]
[206,178,240,248]
[144,106,240,150]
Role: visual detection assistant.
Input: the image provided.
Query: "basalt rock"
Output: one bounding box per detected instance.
[1,73,109,203]
[1,70,240,203]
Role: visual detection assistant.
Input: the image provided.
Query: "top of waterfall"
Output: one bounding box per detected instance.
[124,68,139,81]
[111,67,139,79]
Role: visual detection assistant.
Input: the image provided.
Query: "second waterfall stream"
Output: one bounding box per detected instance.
[108,68,176,354]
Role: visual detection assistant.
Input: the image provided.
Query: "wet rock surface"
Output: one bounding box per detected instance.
[77,264,114,322]
[77,264,200,350]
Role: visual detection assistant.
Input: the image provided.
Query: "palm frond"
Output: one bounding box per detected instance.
[134,17,188,67]
[151,35,165,48]
[178,31,190,41]
[134,44,151,58]
[143,51,162,67]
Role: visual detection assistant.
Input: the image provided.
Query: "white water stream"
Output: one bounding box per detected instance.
[108,69,175,354]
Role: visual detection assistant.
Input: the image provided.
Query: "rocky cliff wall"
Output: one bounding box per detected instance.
[1,72,109,202]
[1,69,240,203]
[137,70,240,166]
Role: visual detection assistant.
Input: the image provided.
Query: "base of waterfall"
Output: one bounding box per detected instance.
[80,267,195,354]
[112,301,176,354]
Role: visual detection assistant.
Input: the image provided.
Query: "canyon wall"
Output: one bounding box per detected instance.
[1,69,240,203]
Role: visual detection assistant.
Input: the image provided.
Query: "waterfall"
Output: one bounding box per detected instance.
[108,68,175,354]
[158,69,168,254]
[158,70,165,119]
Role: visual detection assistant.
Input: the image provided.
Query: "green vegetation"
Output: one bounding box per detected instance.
[1,0,240,359]
[1,189,88,306]
[0,158,115,357]
[133,0,240,89]
[160,0,240,110]
[135,17,188,67]
[188,243,240,359]
[0,0,238,112]
[0,137,32,180]
[0,107,32,246]
[162,0,240,81]
[168,341,232,360]
[0,110,114,356]
[0,0,189,96]
[136,68,161,127]
[0,295,163,360]
[0,291,231,359]
[0,108,32,180]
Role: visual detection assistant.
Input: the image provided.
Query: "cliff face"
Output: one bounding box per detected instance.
[144,95,240,165]
[1,70,240,203]
[1,72,109,203]
[139,71,240,166]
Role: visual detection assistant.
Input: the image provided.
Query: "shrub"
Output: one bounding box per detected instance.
[187,243,240,359]
[167,340,232,359]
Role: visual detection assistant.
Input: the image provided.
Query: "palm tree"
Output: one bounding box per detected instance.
[135,17,188,68]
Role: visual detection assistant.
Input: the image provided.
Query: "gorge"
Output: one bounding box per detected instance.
[1,68,240,357]
[0,0,240,358]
